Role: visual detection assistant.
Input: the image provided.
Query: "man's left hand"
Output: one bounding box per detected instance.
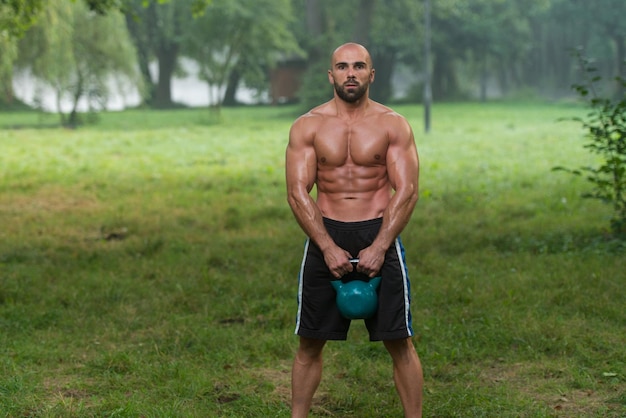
[355,245,386,277]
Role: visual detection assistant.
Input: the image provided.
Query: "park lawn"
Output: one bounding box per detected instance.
[0,101,624,417]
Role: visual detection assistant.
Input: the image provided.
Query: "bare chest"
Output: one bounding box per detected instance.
[314,120,388,167]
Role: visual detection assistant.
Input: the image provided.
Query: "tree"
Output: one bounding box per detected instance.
[291,0,336,109]
[1,1,212,109]
[0,0,205,108]
[523,0,626,98]
[576,0,626,97]
[423,0,547,101]
[124,0,210,108]
[86,0,214,16]
[184,0,300,111]
[18,0,141,125]
[292,0,424,107]
[0,0,212,38]
[121,0,214,108]
[368,0,422,103]
[0,0,42,105]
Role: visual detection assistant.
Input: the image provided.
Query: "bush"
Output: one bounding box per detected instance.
[555,52,626,237]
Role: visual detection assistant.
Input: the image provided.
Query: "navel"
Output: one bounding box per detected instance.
[374,154,381,160]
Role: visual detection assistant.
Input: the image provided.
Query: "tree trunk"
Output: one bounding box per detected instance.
[304,0,325,64]
[300,0,331,108]
[480,65,487,102]
[353,0,376,46]
[124,2,157,106]
[478,49,487,102]
[612,33,625,97]
[370,48,395,103]
[153,42,178,108]
[305,0,323,38]
[1,75,14,105]
[497,57,510,98]
[223,68,241,106]
[67,72,84,128]
[432,47,459,100]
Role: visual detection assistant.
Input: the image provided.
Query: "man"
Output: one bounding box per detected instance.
[285,43,423,417]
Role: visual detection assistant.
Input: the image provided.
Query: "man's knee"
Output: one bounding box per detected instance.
[296,337,326,361]
[383,338,416,360]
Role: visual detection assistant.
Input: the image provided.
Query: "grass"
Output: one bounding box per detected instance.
[0,101,624,417]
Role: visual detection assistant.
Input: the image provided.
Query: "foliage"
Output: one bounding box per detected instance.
[184,0,301,109]
[538,0,626,96]
[428,0,550,100]
[0,0,41,104]
[0,0,43,39]
[296,48,335,110]
[16,0,141,126]
[554,53,626,236]
[0,0,175,39]
[368,0,422,102]
[0,0,210,109]
[0,27,18,103]
[291,0,379,110]
[80,0,206,16]
[5,0,626,111]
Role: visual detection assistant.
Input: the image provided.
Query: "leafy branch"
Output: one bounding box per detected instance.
[554,50,626,237]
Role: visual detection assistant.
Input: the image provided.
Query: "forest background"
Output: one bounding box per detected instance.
[2,0,626,120]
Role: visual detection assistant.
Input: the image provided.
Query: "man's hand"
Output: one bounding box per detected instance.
[323,247,355,278]
[355,245,386,277]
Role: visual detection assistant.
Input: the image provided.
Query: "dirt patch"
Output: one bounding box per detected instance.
[0,185,104,241]
[255,363,291,403]
[480,361,624,416]
[41,374,99,409]
[0,186,100,214]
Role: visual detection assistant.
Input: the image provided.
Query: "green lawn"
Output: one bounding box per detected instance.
[0,101,624,417]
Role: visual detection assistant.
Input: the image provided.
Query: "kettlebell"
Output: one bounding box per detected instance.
[331,275,382,320]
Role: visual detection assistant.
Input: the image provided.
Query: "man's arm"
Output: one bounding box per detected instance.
[357,114,419,277]
[285,116,354,278]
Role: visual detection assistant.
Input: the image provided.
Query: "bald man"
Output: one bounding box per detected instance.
[285,43,423,417]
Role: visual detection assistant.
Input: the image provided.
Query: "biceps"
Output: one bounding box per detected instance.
[286,144,317,192]
[387,143,418,190]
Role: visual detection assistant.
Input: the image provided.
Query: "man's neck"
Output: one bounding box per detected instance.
[333,97,370,120]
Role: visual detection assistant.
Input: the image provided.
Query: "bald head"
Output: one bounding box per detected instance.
[328,43,375,103]
[331,43,373,69]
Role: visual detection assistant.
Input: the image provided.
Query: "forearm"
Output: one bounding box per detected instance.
[353,188,417,278]
[287,192,336,252]
[372,187,418,251]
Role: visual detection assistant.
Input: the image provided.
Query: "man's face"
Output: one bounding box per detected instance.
[329,45,374,103]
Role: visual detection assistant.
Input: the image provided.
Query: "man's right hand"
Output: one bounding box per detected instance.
[323,247,355,278]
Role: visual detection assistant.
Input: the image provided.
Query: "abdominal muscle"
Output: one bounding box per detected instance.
[315,165,391,222]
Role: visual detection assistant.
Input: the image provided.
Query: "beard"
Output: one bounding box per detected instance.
[334,80,368,103]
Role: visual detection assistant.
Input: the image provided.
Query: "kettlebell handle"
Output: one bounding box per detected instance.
[349,258,380,276]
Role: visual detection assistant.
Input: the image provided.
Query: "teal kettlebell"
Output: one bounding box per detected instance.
[331,275,382,320]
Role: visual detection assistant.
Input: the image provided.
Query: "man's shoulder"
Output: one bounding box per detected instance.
[367,102,413,142]
[289,102,332,143]
[306,100,336,118]
[369,101,405,119]
[367,102,410,131]
[292,101,335,127]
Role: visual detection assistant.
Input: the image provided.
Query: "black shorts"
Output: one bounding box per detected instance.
[294,217,414,341]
